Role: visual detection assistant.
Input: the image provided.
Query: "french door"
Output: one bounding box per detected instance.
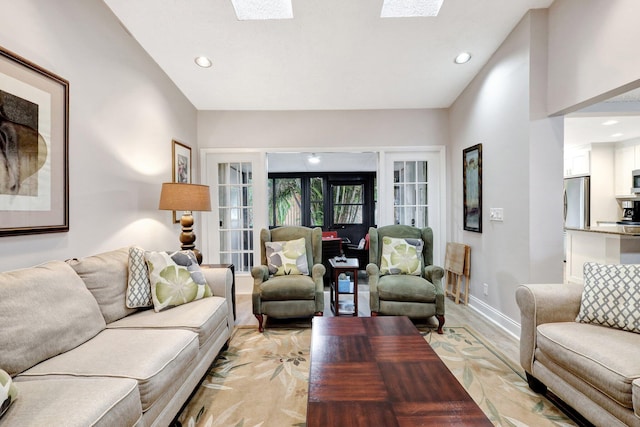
[380,150,445,264]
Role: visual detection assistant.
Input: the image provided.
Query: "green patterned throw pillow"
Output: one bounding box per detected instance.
[576,262,640,333]
[145,250,212,312]
[0,369,17,419]
[380,236,424,276]
[265,237,309,276]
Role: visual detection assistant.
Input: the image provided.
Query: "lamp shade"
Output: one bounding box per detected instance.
[158,183,211,212]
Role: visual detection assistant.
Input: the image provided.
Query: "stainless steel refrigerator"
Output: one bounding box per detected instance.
[564,176,590,228]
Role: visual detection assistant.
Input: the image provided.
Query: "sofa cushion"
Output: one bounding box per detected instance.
[19,329,199,412]
[0,369,18,419]
[380,236,423,276]
[107,296,229,347]
[0,261,106,376]
[126,246,153,308]
[537,322,640,409]
[8,377,141,427]
[265,237,309,276]
[145,251,212,312]
[576,262,640,333]
[378,274,436,302]
[259,274,316,300]
[68,247,137,323]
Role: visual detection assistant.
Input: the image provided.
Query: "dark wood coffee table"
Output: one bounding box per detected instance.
[306,316,492,426]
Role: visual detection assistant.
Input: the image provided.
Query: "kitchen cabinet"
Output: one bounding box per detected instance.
[614,140,640,195]
[564,146,590,177]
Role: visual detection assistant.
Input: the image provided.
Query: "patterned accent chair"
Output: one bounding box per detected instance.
[251,226,325,332]
[366,225,445,334]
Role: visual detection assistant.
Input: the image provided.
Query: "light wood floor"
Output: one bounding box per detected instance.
[236,281,520,365]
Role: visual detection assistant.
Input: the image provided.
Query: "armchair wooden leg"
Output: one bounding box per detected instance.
[371,311,379,316]
[255,314,264,333]
[315,311,323,316]
[436,315,445,334]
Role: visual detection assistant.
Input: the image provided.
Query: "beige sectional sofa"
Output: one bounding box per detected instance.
[0,247,234,427]
[516,282,640,427]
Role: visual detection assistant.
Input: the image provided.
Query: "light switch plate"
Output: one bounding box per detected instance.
[490,208,504,221]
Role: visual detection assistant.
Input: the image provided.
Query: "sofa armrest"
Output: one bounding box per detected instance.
[515,283,583,374]
[424,265,445,316]
[633,378,640,419]
[366,263,381,312]
[202,266,234,330]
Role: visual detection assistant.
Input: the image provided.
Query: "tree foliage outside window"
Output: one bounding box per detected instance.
[310,177,324,226]
[333,184,363,224]
[269,178,302,226]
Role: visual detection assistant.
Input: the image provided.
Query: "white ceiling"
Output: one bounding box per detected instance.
[103,0,554,111]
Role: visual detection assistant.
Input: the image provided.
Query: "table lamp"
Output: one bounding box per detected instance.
[159,182,211,263]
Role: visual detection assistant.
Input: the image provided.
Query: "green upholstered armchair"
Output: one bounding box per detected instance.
[366,225,445,334]
[251,226,325,332]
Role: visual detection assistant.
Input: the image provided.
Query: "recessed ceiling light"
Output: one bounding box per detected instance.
[454,52,471,64]
[194,56,212,68]
[602,119,619,126]
[381,0,444,17]
[611,133,624,138]
[231,0,293,20]
[307,153,321,164]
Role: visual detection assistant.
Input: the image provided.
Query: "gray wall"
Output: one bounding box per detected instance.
[0,0,197,271]
[547,0,640,114]
[198,109,449,149]
[449,10,564,333]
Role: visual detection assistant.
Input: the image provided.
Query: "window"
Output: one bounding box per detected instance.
[269,177,302,226]
[332,184,364,224]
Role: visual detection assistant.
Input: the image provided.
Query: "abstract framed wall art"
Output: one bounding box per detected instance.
[0,46,69,236]
[463,143,482,233]
[171,139,191,223]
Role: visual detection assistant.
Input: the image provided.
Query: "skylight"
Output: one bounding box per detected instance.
[381,0,444,18]
[231,0,293,20]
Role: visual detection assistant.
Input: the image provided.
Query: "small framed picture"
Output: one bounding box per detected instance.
[172,140,191,223]
[463,144,482,233]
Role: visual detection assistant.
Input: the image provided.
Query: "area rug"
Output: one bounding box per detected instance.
[175,326,577,427]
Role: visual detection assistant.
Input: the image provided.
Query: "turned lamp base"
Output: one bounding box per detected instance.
[178,211,203,264]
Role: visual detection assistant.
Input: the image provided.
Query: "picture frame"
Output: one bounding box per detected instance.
[0,46,69,236]
[463,143,482,233]
[172,139,192,223]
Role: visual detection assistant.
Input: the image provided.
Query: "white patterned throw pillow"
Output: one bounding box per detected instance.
[0,368,17,419]
[576,262,640,333]
[265,237,309,276]
[126,246,153,308]
[380,236,424,276]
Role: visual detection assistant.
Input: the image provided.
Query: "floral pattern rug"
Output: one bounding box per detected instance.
[175,325,577,427]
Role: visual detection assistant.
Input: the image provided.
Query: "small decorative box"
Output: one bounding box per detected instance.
[338,279,353,293]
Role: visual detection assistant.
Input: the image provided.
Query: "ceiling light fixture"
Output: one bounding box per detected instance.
[602,119,619,126]
[194,56,212,68]
[381,0,444,18]
[454,52,472,64]
[307,153,320,164]
[231,0,293,20]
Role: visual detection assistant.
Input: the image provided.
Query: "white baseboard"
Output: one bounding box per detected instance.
[468,295,520,340]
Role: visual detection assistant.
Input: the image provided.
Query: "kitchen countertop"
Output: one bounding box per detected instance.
[565,225,640,236]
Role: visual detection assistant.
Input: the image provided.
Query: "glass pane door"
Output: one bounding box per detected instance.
[218,162,254,272]
[394,161,428,227]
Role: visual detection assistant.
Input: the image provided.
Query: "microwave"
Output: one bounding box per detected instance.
[633,169,640,194]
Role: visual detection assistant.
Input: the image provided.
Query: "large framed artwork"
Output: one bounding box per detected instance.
[0,46,69,236]
[172,140,191,223]
[463,143,482,233]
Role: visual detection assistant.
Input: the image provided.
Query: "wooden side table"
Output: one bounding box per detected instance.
[329,257,359,316]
